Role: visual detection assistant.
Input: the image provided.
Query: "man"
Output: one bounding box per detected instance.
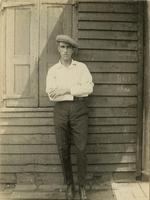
[46,35,94,200]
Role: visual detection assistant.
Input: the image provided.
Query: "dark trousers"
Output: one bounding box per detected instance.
[54,99,88,186]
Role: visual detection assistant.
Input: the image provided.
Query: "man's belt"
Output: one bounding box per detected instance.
[73,97,86,101]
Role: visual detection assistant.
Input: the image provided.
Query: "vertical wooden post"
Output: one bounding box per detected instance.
[136,1,144,179]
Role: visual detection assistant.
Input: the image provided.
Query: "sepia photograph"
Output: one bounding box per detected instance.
[0,0,149,199]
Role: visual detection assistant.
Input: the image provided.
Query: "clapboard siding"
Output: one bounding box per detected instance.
[93,73,137,84]
[0,125,136,134]
[79,50,138,61]
[78,3,138,13]
[0,0,143,184]
[93,85,137,96]
[75,0,140,181]
[0,108,137,118]
[78,30,138,40]
[79,21,137,31]
[89,97,137,107]
[79,40,137,50]
[0,133,136,144]
[79,13,138,22]
[0,153,136,165]
[0,144,136,154]
[0,117,137,126]
[0,164,136,173]
[87,62,138,72]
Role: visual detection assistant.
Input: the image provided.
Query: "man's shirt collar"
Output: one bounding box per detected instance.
[58,59,76,68]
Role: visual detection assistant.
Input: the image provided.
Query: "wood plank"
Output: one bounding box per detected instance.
[11,190,65,199]
[93,84,137,96]
[0,134,56,145]
[78,30,138,40]
[0,107,53,112]
[87,143,136,153]
[0,143,136,154]
[79,21,137,31]
[0,153,136,165]
[88,133,136,143]
[87,62,138,73]
[0,174,16,183]
[79,50,138,62]
[16,173,35,184]
[5,98,38,108]
[89,108,137,117]
[88,125,137,133]
[88,97,137,107]
[0,144,58,154]
[14,184,37,191]
[0,117,137,126]
[0,126,55,134]
[79,13,138,22]
[79,40,137,50]
[0,118,54,126]
[0,112,53,118]
[79,3,138,13]
[88,153,136,164]
[40,164,132,173]
[113,172,136,182]
[0,133,136,144]
[16,172,64,185]
[0,125,137,135]
[0,163,136,173]
[93,73,137,84]
[89,118,137,125]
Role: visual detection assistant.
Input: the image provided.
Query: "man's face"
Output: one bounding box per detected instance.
[58,42,74,61]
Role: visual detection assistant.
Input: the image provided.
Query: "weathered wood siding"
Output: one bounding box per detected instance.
[77,0,142,180]
[0,0,143,184]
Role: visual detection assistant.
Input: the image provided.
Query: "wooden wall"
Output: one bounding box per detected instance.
[0,0,144,185]
[77,0,142,180]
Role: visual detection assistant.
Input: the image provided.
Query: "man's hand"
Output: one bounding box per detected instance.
[49,88,70,99]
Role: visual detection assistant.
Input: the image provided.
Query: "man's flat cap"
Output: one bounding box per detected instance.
[56,35,78,48]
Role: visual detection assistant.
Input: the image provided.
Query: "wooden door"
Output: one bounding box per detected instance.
[39,0,73,107]
[2,0,38,107]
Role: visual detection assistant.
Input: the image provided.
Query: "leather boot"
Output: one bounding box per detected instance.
[66,184,75,200]
[79,186,87,200]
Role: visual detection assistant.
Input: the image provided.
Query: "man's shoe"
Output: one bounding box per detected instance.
[66,184,74,200]
[79,186,87,200]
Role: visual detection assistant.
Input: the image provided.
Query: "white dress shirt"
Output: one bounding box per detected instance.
[46,60,94,101]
